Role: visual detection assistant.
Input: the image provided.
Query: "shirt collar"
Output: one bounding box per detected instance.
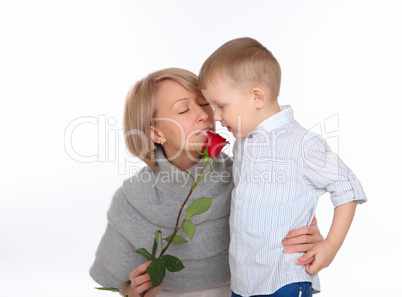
[248,105,294,139]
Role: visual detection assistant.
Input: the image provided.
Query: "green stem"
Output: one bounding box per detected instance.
[158,158,208,258]
[141,289,150,297]
[160,233,164,251]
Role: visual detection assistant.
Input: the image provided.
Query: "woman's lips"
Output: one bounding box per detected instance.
[197,128,212,137]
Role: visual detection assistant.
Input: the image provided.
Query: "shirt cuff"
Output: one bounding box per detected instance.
[330,172,367,208]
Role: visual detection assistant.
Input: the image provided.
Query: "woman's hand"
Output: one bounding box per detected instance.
[282,216,324,265]
[122,262,161,297]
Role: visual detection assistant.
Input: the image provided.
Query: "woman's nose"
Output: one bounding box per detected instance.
[213,110,222,121]
[196,106,208,122]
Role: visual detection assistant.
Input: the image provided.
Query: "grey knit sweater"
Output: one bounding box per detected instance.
[90,148,234,291]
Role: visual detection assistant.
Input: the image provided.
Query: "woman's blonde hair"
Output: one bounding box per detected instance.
[124,68,203,170]
[199,37,281,98]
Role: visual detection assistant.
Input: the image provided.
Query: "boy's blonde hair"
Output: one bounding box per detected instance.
[199,37,281,98]
[124,68,203,170]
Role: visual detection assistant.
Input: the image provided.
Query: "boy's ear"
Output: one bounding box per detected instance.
[251,88,266,109]
[149,126,165,144]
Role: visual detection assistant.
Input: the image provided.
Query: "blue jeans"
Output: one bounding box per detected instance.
[231,282,313,297]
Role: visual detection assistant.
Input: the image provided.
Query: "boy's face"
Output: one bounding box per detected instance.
[201,77,261,138]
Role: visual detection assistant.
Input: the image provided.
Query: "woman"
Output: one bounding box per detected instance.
[90,68,323,297]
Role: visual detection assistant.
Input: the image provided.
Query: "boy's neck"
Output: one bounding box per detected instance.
[242,100,282,139]
[259,100,282,123]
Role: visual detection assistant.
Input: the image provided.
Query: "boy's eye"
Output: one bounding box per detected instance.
[199,103,210,107]
[179,109,189,114]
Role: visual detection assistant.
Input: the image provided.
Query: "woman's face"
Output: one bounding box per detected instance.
[153,79,215,162]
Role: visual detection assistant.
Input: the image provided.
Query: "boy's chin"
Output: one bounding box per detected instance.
[231,131,244,139]
[226,127,239,138]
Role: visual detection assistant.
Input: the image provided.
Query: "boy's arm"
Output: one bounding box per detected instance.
[300,135,367,273]
[302,135,367,208]
[300,200,357,275]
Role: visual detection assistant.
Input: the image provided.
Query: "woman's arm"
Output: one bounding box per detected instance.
[282,216,324,265]
[121,262,161,297]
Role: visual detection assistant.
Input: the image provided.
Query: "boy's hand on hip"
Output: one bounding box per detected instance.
[300,240,338,275]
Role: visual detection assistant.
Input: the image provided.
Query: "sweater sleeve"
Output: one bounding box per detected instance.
[89,188,147,290]
[89,224,133,289]
[302,135,367,208]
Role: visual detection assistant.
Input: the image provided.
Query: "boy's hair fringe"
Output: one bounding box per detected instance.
[199,37,281,98]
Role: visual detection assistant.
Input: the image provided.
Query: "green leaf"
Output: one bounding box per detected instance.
[208,157,214,172]
[95,287,128,297]
[185,198,213,219]
[184,170,195,187]
[184,170,195,183]
[216,149,225,158]
[95,287,121,292]
[147,259,166,288]
[161,254,185,272]
[194,145,204,156]
[152,230,162,257]
[163,235,188,244]
[135,248,155,261]
[182,219,196,240]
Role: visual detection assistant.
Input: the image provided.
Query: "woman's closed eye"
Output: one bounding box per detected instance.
[178,109,189,114]
[179,102,209,114]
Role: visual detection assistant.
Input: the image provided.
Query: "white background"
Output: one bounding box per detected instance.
[1,0,401,296]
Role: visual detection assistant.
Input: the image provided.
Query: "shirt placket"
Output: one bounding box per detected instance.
[239,136,255,291]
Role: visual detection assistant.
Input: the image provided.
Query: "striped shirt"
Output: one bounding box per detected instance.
[229,105,367,296]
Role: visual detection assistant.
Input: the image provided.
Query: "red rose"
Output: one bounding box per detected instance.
[202,131,229,159]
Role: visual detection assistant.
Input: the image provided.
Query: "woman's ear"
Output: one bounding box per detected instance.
[149,126,165,144]
[251,88,266,109]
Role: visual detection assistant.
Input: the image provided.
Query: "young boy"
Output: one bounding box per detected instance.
[199,37,367,297]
